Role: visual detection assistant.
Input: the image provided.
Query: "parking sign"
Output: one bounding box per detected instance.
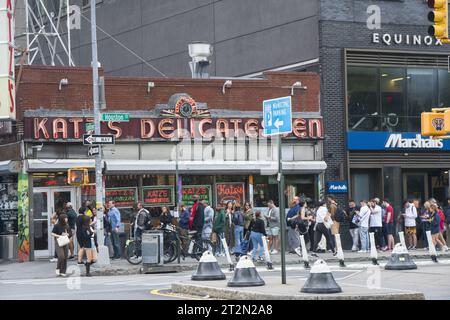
[263,96,292,136]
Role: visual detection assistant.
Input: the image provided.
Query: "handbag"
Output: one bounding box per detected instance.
[57,234,70,247]
[210,232,218,244]
[324,218,334,229]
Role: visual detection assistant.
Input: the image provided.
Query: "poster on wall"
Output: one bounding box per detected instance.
[182,185,211,207]
[105,187,137,208]
[215,183,245,206]
[0,182,18,235]
[142,186,174,207]
[17,173,29,262]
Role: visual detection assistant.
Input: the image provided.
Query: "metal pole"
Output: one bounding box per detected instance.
[66,0,72,66]
[277,135,287,284]
[90,0,109,266]
[175,141,181,264]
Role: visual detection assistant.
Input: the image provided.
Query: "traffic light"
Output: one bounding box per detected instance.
[67,168,89,186]
[428,0,449,40]
[421,112,446,136]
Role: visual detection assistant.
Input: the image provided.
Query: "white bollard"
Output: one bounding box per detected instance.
[299,234,310,269]
[335,233,346,267]
[261,236,273,270]
[398,231,407,251]
[426,230,438,263]
[221,236,235,271]
[369,232,379,265]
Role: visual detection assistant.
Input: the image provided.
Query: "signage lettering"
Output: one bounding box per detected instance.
[372,33,443,46]
[105,188,137,208]
[216,183,245,206]
[26,117,324,141]
[142,186,174,207]
[385,134,443,149]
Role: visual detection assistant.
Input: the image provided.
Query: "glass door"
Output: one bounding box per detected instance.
[32,190,50,257]
[403,172,428,204]
[33,188,77,258]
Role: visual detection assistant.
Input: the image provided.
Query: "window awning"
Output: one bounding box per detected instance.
[26,159,326,175]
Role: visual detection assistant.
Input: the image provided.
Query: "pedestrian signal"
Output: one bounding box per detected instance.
[67,168,89,186]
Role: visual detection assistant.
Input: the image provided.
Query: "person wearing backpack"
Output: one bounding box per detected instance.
[134,202,149,256]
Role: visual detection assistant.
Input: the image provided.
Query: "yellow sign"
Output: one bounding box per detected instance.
[421,112,446,136]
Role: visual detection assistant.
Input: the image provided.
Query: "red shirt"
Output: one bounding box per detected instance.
[438,209,445,232]
[384,204,394,223]
[188,202,199,231]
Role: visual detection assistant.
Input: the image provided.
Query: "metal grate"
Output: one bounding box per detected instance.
[346,51,448,68]
[349,152,450,167]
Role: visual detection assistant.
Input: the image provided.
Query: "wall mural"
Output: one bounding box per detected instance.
[17,173,29,262]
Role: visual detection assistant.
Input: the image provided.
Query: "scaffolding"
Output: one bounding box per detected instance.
[23,0,76,66]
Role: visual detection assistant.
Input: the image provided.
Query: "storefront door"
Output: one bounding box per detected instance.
[403,173,428,204]
[33,188,77,258]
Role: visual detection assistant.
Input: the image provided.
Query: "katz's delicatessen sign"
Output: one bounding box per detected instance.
[25,116,323,141]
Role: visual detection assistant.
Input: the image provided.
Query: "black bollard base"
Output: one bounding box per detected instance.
[339,260,346,268]
[229,264,235,271]
[372,258,379,265]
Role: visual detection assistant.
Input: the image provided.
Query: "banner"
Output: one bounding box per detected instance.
[142,186,174,207]
[0,0,16,119]
[17,172,29,262]
[182,185,211,207]
[215,183,245,206]
[105,187,137,208]
[0,182,18,235]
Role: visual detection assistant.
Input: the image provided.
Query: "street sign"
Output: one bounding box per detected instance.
[101,113,129,122]
[85,122,95,132]
[88,145,100,156]
[263,96,292,136]
[83,134,115,145]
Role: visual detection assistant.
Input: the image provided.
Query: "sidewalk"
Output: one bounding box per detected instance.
[0,249,448,279]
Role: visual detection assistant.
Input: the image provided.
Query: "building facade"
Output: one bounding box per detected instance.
[9,66,325,259]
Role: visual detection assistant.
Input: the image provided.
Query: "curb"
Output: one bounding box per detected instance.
[171,283,426,300]
[90,253,450,276]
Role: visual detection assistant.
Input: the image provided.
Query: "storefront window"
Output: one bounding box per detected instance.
[407,68,437,132]
[252,175,317,208]
[347,67,379,131]
[438,69,450,107]
[380,68,406,132]
[142,175,174,186]
[105,175,139,188]
[33,172,68,187]
[347,65,446,133]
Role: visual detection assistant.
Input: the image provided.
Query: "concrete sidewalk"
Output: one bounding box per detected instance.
[0,249,448,279]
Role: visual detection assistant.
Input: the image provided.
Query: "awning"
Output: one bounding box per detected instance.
[26,159,327,175]
[0,161,21,175]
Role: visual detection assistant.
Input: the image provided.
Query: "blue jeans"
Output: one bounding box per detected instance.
[111,230,121,258]
[234,225,244,251]
[250,231,264,260]
[359,226,369,251]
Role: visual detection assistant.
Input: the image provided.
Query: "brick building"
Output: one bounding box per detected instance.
[2,66,325,259]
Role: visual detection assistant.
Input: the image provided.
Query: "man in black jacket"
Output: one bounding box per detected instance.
[191,195,205,241]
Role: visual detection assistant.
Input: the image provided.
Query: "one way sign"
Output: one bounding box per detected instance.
[88,145,100,157]
[83,134,115,145]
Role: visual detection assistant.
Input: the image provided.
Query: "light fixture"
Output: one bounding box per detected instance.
[58,78,69,91]
[391,77,404,82]
[147,81,155,94]
[222,80,232,95]
[291,81,307,96]
[382,73,388,77]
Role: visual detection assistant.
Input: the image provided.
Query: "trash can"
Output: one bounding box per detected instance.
[0,235,18,260]
[142,230,164,266]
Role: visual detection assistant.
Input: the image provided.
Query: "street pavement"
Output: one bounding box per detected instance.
[0,258,449,300]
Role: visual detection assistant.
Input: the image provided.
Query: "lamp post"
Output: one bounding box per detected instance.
[90,0,109,266]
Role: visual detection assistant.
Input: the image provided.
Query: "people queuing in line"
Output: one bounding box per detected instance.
[264,200,280,254]
[107,200,122,260]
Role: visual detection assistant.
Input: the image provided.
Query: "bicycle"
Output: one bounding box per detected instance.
[162,224,214,263]
[125,227,174,265]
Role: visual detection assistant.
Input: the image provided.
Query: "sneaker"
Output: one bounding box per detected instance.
[410,246,416,251]
[351,247,358,252]
[358,250,367,253]
[407,246,413,250]
[60,273,67,277]
[444,246,449,252]
[77,261,84,265]
[50,258,58,262]
[294,248,302,256]
[381,246,388,252]
[68,256,75,260]
[55,269,60,276]
[271,249,278,254]
[258,256,264,261]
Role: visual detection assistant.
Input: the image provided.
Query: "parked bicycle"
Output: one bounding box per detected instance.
[162,224,214,263]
